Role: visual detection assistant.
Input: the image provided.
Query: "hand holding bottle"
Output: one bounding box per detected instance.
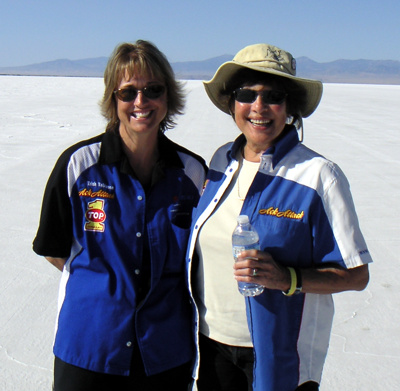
[233,249,292,293]
[232,215,264,296]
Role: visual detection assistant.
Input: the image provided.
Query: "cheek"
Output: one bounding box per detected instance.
[275,101,287,114]
[116,101,129,119]
[233,102,248,120]
[273,104,288,121]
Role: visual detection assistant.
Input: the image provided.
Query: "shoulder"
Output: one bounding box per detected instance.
[55,133,104,167]
[300,144,346,180]
[280,143,349,194]
[162,134,207,170]
[161,135,208,191]
[46,133,105,189]
[60,133,104,160]
[209,141,235,171]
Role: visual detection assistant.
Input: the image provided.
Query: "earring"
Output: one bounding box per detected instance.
[285,115,294,125]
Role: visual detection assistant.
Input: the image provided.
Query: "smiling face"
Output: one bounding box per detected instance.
[116,72,168,142]
[232,83,288,157]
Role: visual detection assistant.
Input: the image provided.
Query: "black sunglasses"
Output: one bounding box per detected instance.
[114,85,166,102]
[233,88,287,105]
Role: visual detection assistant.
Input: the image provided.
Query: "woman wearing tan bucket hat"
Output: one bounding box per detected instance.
[186,43,371,390]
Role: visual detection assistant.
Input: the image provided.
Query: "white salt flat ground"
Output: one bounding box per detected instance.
[0,76,399,390]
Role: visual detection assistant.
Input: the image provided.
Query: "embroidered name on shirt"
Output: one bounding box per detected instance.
[79,188,115,199]
[259,207,304,220]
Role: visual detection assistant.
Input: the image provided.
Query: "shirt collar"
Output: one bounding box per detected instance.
[99,130,183,176]
[229,125,300,169]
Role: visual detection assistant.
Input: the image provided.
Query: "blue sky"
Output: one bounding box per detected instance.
[1,0,399,67]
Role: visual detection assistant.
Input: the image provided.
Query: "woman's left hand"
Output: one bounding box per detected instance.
[233,250,291,292]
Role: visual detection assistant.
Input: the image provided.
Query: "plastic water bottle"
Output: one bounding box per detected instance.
[232,215,264,296]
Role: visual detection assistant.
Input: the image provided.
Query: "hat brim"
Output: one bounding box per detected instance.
[203,61,323,118]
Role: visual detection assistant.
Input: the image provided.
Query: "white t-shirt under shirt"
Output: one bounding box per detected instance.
[196,156,260,347]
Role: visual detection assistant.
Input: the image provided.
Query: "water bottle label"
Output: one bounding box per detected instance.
[232,244,260,261]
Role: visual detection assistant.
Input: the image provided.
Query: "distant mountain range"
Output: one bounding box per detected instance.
[1,55,399,84]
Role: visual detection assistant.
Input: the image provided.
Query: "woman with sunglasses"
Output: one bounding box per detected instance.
[33,40,206,391]
[186,43,371,391]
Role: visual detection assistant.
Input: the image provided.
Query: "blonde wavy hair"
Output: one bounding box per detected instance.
[101,40,185,132]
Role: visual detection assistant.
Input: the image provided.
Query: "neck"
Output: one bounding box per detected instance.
[243,143,267,162]
[120,127,160,187]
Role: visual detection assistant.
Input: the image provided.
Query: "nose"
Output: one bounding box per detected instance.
[252,94,269,111]
[134,90,147,105]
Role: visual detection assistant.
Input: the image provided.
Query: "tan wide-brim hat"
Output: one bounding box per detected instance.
[204,43,323,118]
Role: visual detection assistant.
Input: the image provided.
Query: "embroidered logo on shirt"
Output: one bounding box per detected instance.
[84,199,106,232]
[259,207,304,220]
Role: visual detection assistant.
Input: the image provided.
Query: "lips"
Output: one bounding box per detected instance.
[249,118,272,126]
[131,110,151,119]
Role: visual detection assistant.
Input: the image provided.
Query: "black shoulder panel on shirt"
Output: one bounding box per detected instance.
[32,133,105,258]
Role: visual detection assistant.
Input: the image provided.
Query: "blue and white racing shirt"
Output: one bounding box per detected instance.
[33,130,207,376]
[187,126,372,390]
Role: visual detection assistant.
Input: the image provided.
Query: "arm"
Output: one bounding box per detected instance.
[45,256,67,272]
[233,249,369,295]
[300,263,369,294]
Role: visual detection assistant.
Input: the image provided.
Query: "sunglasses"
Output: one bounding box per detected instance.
[233,88,287,105]
[114,84,166,102]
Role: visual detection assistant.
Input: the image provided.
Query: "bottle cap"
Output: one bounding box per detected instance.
[237,215,249,224]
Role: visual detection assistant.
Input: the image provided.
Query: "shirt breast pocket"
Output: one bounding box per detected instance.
[169,200,193,229]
